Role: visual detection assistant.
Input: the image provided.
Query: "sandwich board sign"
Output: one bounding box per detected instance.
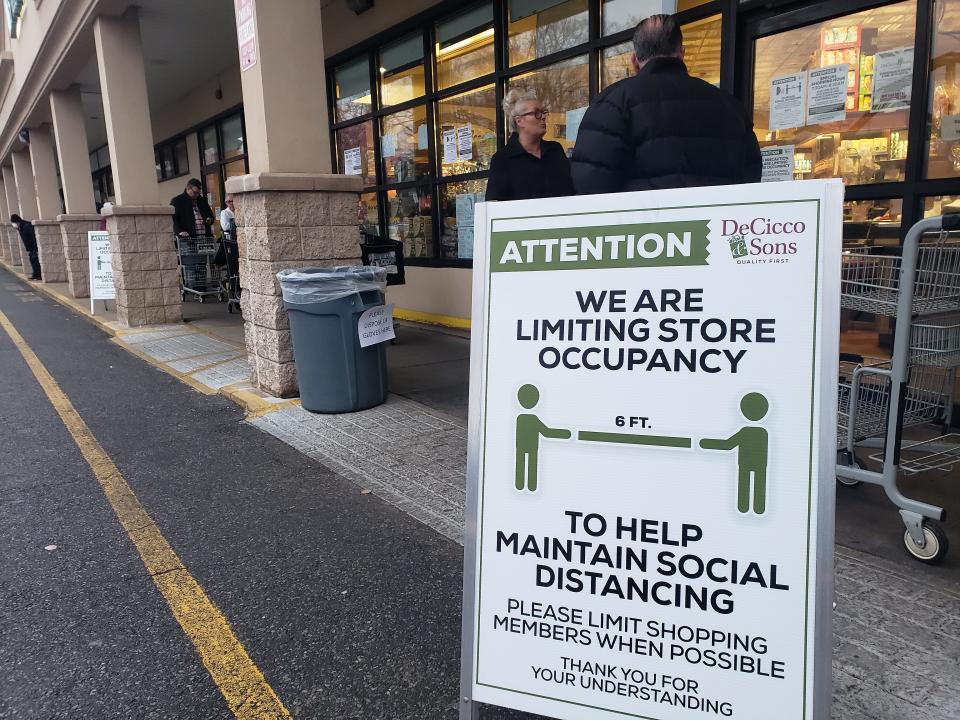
[459,180,842,720]
[88,230,114,313]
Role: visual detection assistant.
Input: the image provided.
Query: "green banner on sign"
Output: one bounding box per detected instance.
[490,220,710,272]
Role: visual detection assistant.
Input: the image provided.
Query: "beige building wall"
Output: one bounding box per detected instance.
[322,0,443,57]
[388,267,472,322]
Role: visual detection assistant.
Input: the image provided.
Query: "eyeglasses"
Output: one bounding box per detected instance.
[515,109,549,120]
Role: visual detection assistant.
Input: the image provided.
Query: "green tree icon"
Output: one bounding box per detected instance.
[699,392,770,514]
[515,384,571,492]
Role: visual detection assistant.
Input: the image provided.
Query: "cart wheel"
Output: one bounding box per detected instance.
[218,294,224,302]
[181,291,186,301]
[903,521,949,564]
[228,303,233,314]
[836,449,863,487]
[199,295,205,303]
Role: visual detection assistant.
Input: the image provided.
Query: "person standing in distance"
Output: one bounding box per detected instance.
[170,178,214,239]
[485,89,574,201]
[10,214,41,280]
[571,14,761,194]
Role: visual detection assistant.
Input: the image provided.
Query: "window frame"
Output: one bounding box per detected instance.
[196,109,249,218]
[154,135,190,182]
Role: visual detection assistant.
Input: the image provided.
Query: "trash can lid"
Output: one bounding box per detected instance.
[277,265,387,304]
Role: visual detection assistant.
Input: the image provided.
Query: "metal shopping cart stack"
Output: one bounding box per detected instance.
[837,214,960,563]
[176,235,224,303]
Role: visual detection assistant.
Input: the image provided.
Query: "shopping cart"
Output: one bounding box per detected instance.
[220,234,241,314]
[836,214,960,563]
[176,235,224,303]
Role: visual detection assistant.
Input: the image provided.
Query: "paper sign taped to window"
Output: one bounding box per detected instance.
[358,304,395,348]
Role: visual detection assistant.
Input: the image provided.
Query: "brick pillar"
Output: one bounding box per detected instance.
[58,214,102,298]
[226,173,362,397]
[102,205,181,327]
[34,221,67,282]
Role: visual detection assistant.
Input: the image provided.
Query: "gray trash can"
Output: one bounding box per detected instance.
[278,266,389,413]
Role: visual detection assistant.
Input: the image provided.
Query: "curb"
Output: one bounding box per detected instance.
[1,259,298,419]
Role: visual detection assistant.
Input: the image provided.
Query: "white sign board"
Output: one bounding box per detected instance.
[872,47,914,112]
[941,115,960,142]
[88,230,114,313]
[769,73,806,131]
[761,144,795,182]
[443,129,458,164]
[806,64,848,125]
[461,180,842,720]
[343,147,362,176]
[358,304,395,348]
[457,124,474,161]
[235,0,257,71]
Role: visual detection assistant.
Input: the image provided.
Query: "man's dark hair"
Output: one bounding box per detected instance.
[633,14,683,64]
[10,213,21,223]
[186,178,202,190]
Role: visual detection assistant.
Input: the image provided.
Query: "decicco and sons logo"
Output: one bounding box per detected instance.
[722,218,804,265]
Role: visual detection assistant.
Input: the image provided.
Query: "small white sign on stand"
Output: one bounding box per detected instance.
[88,230,114,314]
[460,179,843,720]
[358,304,395,348]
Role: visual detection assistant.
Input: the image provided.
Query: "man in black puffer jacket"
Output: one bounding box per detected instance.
[572,14,761,194]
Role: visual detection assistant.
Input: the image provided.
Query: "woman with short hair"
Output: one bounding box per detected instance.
[484,89,575,202]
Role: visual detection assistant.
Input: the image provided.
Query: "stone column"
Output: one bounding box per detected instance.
[57,214,101,298]
[236,0,332,174]
[11,150,38,271]
[51,88,101,298]
[29,124,67,282]
[95,11,178,325]
[0,176,9,262]
[226,174,362,397]
[102,205,181,327]
[1,166,21,268]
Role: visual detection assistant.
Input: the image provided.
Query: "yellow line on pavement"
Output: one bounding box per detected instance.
[0,310,292,720]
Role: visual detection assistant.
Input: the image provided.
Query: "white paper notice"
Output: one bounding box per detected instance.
[806,64,848,125]
[565,107,587,142]
[769,72,806,131]
[357,304,395,348]
[343,147,362,176]
[417,123,429,150]
[381,133,397,158]
[761,145,795,182]
[443,128,458,164]
[941,115,960,142]
[457,125,474,161]
[88,230,114,313]
[872,47,914,112]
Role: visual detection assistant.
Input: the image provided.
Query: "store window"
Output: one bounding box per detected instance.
[436,3,495,90]
[924,195,960,216]
[926,0,960,179]
[508,0,588,67]
[380,34,426,107]
[386,185,433,259]
[154,137,189,182]
[380,105,431,183]
[508,54,589,153]
[335,56,373,122]
[437,84,498,176]
[601,0,713,36]
[337,120,377,187]
[89,145,114,207]
[601,14,722,90]
[360,192,379,235]
[753,1,917,186]
[198,111,249,226]
[843,199,903,244]
[439,178,487,260]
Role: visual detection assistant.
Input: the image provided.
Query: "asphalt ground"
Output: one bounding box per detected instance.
[0,270,478,719]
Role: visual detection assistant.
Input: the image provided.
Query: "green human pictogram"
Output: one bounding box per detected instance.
[515,384,571,492]
[699,392,770,514]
